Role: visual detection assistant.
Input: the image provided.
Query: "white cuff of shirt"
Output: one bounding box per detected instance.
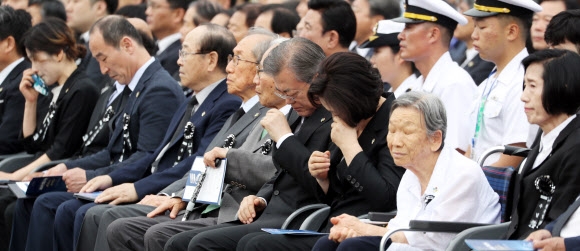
[276,133,294,148]
[258,197,267,207]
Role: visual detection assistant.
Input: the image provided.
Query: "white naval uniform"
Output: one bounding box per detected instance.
[414,52,477,151]
[386,147,501,251]
[390,74,419,98]
[468,48,533,166]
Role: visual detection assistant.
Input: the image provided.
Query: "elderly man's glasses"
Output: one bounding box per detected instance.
[178,50,208,58]
[228,54,258,66]
[274,86,301,101]
[256,65,265,79]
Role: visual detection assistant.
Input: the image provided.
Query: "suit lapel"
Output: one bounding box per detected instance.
[169,80,229,147]
[295,106,332,144]
[227,103,266,139]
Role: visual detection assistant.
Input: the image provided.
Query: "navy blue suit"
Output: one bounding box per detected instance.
[0,59,29,154]
[9,59,184,251]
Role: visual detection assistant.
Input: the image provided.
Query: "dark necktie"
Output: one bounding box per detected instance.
[169,96,198,144]
[228,107,245,128]
[150,96,198,172]
[552,198,580,236]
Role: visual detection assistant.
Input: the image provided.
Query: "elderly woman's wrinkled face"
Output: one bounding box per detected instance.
[387,107,432,168]
[521,62,550,128]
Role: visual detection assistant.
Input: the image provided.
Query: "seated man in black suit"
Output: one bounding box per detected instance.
[164,37,334,251]
[0,6,32,250]
[0,6,31,155]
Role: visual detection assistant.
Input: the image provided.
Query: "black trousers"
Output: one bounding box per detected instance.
[0,188,16,250]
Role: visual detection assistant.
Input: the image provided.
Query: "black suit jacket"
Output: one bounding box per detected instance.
[462,54,495,86]
[317,93,405,232]
[75,82,127,158]
[156,40,181,77]
[253,106,333,226]
[506,116,580,239]
[22,68,99,160]
[64,60,185,180]
[0,60,29,154]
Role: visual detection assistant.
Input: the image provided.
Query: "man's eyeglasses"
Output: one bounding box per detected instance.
[256,65,264,79]
[274,86,301,101]
[228,54,258,66]
[178,50,208,58]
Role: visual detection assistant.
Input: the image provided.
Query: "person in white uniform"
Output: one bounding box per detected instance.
[359,20,419,97]
[392,0,477,153]
[311,92,500,251]
[464,0,542,167]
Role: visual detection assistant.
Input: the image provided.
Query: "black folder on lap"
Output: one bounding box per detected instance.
[8,176,66,198]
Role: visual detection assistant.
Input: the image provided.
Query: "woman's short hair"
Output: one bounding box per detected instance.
[24,17,86,60]
[522,49,580,116]
[391,91,447,151]
[308,52,383,127]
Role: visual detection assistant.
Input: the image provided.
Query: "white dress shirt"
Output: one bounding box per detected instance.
[468,48,532,165]
[386,147,501,250]
[156,33,181,56]
[533,115,576,169]
[414,52,477,151]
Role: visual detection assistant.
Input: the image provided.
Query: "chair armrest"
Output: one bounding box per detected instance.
[379,221,491,251]
[32,159,69,172]
[0,152,30,161]
[0,154,35,173]
[281,204,329,229]
[409,220,489,233]
[503,145,530,157]
[368,212,397,222]
[299,206,331,231]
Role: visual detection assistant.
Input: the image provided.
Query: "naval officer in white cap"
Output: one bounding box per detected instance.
[464,0,541,167]
[359,20,419,97]
[393,0,477,153]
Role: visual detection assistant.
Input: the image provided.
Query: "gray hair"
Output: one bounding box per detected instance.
[391,91,447,151]
[263,37,326,83]
[247,27,278,62]
[256,37,289,63]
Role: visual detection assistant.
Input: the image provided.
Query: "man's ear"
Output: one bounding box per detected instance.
[427,26,441,45]
[505,22,520,42]
[326,30,341,50]
[206,51,219,72]
[119,36,135,54]
[0,36,16,54]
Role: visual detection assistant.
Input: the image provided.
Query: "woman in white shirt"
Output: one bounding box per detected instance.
[312,91,501,251]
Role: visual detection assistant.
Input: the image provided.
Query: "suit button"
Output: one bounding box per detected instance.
[242,185,246,189]
[225,187,232,193]
[273,190,280,196]
[230,181,235,185]
[346,175,352,181]
[358,186,363,192]
[350,180,355,185]
[354,182,360,188]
